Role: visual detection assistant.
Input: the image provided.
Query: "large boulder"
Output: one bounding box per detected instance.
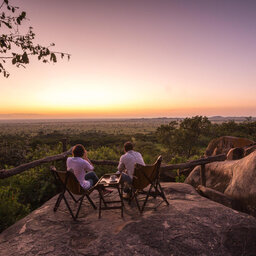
[1,183,256,256]
[205,136,254,156]
[185,151,256,215]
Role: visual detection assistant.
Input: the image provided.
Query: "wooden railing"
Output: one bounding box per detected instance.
[0,147,226,182]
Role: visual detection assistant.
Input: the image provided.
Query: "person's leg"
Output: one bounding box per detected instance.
[120,173,132,184]
[84,172,112,194]
[87,179,93,187]
[85,171,112,195]
[120,173,132,194]
[84,171,99,186]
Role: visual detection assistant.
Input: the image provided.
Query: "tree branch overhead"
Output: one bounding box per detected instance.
[0,0,70,77]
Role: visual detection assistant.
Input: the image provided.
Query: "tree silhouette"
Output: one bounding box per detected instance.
[157,116,211,158]
[0,0,70,78]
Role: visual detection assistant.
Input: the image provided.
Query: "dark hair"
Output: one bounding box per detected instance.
[124,141,133,152]
[72,144,85,157]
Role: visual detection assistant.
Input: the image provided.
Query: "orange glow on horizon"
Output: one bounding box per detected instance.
[1,103,256,119]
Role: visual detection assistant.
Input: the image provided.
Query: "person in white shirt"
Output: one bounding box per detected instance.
[117,141,145,189]
[67,144,111,195]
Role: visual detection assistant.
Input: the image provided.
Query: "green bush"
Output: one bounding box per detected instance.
[88,146,120,177]
[175,174,186,183]
[0,186,30,232]
[0,165,58,232]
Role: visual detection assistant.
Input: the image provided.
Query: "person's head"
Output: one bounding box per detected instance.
[124,141,133,152]
[72,144,86,157]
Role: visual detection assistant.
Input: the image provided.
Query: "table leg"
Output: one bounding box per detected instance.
[117,186,124,218]
[99,191,102,219]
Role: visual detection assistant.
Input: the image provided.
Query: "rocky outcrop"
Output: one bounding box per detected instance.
[185,151,256,215]
[197,185,235,209]
[205,136,254,157]
[1,183,256,256]
[244,144,256,157]
[226,144,256,160]
[226,147,245,160]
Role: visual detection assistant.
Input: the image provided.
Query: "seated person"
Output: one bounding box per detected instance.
[117,141,145,195]
[67,144,111,194]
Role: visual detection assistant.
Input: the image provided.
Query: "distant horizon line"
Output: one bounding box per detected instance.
[0,115,255,121]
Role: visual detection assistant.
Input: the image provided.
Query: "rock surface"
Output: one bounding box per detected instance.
[205,136,254,157]
[185,151,256,215]
[226,144,256,160]
[1,183,256,256]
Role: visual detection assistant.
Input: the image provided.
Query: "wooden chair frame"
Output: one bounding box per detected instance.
[51,166,96,221]
[129,156,169,213]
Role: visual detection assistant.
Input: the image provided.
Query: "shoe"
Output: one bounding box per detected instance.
[123,185,131,194]
[122,193,130,200]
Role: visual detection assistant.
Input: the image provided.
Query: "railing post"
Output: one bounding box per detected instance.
[61,139,68,169]
[177,169,180,182]
[61,139,67,152]
[200,164,206,186]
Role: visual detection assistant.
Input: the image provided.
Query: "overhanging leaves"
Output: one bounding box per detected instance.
[0,0,70,78]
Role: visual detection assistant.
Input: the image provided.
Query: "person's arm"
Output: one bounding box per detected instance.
[82,150,94,172]
[117,156,126,173]
[66,157,71,171]
[139,153,145,165]
[84,156,94,167]
[82,159,94,172]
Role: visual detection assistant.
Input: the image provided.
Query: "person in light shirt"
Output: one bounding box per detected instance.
[67,144,111,194]
[117,141,145,195]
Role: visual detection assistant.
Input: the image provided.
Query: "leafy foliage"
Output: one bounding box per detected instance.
[156,116,211,158]
[0,0,70,77]
[88,146,120,177]
[175,174,186,183]
[0,185,30,231]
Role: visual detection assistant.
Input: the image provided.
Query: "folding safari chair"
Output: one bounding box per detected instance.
[50,166,97,220]
[129,156,169,213]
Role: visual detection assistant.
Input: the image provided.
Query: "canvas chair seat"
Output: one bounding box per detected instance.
[129,156,169,213]
[50,166,97,220]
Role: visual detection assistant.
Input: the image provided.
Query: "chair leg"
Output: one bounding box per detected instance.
[67,189,78,203]
[158,183,169,205]
[75,195,85,220]
[141,185,153,213]
[63,195,76,221]
[132,191,142,213]
[86,194,97,209]
[54,192,64,212]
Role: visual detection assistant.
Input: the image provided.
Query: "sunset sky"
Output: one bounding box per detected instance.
[1,0,256,119]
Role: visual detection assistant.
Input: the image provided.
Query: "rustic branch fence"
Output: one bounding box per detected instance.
[0,144,226,185]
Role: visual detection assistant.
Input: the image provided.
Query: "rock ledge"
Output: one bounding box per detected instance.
[1,183,256,256]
